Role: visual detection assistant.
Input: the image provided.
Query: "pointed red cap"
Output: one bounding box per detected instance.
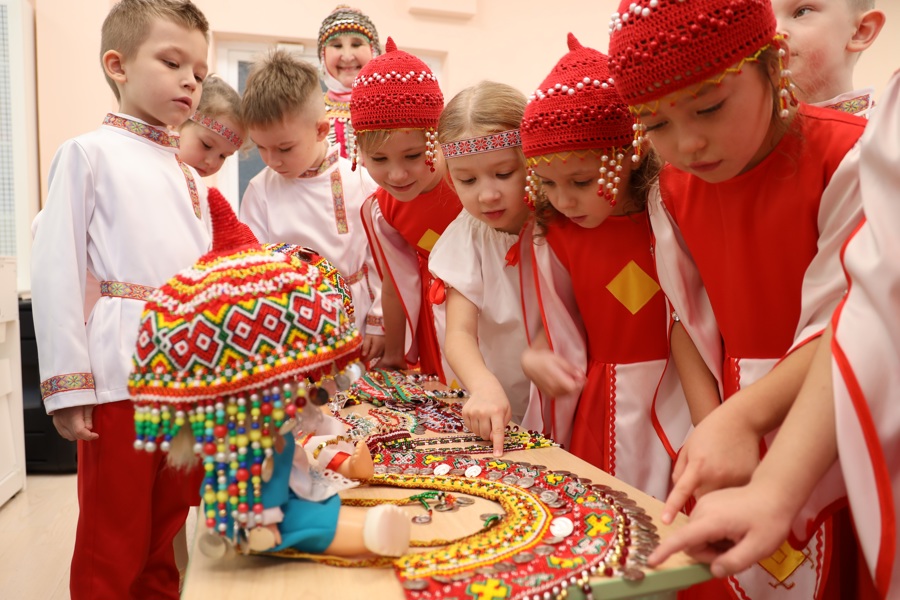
[207,187,259,252]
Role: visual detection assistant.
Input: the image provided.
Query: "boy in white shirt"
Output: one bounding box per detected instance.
[30,1,212,598]
[240,49,384,363]
[773,0,886,116]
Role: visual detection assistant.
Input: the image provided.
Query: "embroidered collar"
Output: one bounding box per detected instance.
[324,92,351,119]
[820,93,872,115]
[298,148,340,178]
[103,113,179,149]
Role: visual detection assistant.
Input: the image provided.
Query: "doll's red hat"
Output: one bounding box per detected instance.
[349,37,443,133]
[521,33,634,158]
[607,0,776,106]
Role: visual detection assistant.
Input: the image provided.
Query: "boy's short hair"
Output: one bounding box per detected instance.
[241,49,324,128]
[849,0,875,11]
[101,0,209,100]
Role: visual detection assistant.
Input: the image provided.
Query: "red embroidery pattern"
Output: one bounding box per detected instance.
[190,111,243,148]
[41,373,95,401]
[440,129,521,158]
[330,168,349,234]
[102,113,178,148]
[298,150,340,179]
[822,94,871,115]
[100,280,156,301]
[176,157,202,219]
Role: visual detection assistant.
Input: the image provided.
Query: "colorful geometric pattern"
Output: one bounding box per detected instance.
[822,94,872,116]
[176,156,202,219]
[440,129,521,159]
[264,243,355,321]
[330,168,349,234]
[102,113,178,149]
[190,111,244,148]
[99,280,156,301]
[298,150,340,179]
[40,372,95,401]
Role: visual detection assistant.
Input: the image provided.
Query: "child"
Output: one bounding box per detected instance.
[30,1,212,597]
[239,50,384,364]
[428,81,535,454]
[177,74,246,177]
[131,190,409,559]
[607,0,866,597]
[647,69,900,600]
[317,4,381,158]
[517,35,691,500]
[350,38,462,383]
[772,0,885,116]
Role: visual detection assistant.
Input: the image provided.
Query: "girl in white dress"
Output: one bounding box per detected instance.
[428,81,536,456]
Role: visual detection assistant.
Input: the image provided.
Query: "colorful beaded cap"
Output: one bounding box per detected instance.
[264,243,355,322]
[350,37,443,133]
[521,34,633,159]
[318,4,381,60]
[607,0,776,106]
[129,188,362,540]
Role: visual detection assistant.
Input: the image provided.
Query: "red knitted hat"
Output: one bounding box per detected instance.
[521,33,634,159]
[349,37,443,133]
[607,0,776,107]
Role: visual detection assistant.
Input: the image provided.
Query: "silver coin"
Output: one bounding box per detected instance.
[543,535,565,545]
[539,490,559,503]
[516,461,533,468]
[547,500,567,509]
[374,465,387,474]
[449,468,467,476]
[451,571,474,582]
[592,484,613,494]
[582,501,610,510]
[387,466,402,474]
[534,545,556,555]
[412,514,432,525]
[487,470,504,480]
[434,503,456,512]
[622,567,645,582]
[431,574,455,585]
[577,478,593,485]
[492,561,516,572]
[617,497,638,507]
[516,476,535,489]
[502,475,519,485]
[512,551,535,564]
[623,505,647,516]
[531,464,547,471]
[554,470,573,476]
[475,566,497,576]
[455,496,475,506]
[552,507,572,516]
[413,426,427,435]
[479,512,503,521]
[402,579,430,591]
[404,467,420,475]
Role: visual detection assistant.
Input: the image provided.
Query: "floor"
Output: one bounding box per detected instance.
[0,474,196,599]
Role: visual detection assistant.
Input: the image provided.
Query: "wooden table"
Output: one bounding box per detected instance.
[181,404,710,599]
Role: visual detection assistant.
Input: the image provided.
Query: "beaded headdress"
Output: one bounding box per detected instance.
[317,4,381,61]
[129,188,363,545]
[520,33,635,207]
[189,111,244,149]
[348,37,443,171]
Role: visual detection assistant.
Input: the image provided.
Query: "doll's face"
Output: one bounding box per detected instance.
[446,148,529,234]
[360,130,443,202]
[178,117,243,177]
[323,34,374,89]
[638,66,778,183]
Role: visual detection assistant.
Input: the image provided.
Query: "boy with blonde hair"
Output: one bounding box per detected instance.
[240,49,384,362]
[773,0,886,116]
[31,1,212,597]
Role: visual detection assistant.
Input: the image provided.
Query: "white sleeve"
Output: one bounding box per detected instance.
[239,178,270,243]
[31,140,98,413]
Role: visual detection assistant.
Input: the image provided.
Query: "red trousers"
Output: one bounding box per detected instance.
[71,401,202,600]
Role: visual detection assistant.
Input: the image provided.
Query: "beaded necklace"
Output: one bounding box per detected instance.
[378,427,557,455]
[255,455,658,599]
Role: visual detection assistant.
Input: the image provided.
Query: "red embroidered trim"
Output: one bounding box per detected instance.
[298,150,340,179]
[41,373,95,401]
[440,129,522,158]
[190,111,244,148]
[176,156,202,219]
[100,280,156,301]
[102,113,178,148]
[822,94,871,115]
[330,168,349,234]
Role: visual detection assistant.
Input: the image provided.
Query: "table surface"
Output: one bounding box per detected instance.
[181,403,710,600]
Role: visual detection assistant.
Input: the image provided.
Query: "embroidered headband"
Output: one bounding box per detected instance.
[440,129,521,159]
[190,112,244,149]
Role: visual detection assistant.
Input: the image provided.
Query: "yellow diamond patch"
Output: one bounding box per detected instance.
[757,541,808,583]
[605,260,660,314]
[417,229,441,252]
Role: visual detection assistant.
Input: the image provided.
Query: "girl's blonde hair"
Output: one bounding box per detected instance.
[195,75,242,123]
[438,80,526,147]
